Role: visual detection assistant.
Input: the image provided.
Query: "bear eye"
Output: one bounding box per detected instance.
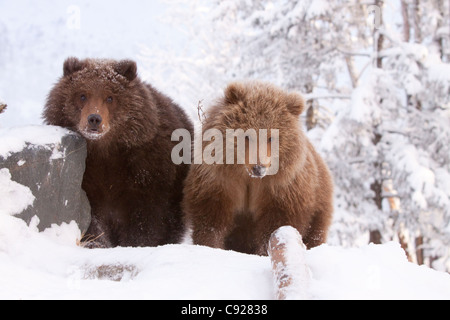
[80,94,87,102]
[106,96,113,103]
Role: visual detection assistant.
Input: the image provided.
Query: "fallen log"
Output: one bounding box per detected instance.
[268,226,311,300]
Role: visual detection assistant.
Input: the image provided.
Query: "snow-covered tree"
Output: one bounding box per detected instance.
[146,0,450,271]
[323,1,450,269]
[140,0,371,123]
[138,1,239,120]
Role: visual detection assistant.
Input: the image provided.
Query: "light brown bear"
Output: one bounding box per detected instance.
[183,81,333,255]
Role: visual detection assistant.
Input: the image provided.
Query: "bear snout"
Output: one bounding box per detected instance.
[87,114,103,130]
[79,111,110,140]
[250,165,267,178]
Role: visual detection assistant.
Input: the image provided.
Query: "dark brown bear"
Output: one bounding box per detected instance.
[183,81,333,255]
[43,57,193,248]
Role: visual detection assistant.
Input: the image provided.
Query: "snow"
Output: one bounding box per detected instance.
[0,130,449,299]
[0,171,449,300]
[307,242,450,300]
[269,226,311,300]
[1,156,449,299]
[0,212,274,299]
[0,168,35,216]
[0,125,72,158]
[428,62,450,82]
[1,0,450,300]
[306,0,330,18]
[1,207,449,299]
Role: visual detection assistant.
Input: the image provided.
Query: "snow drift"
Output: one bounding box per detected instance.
[1,210,449,299]
[0,126,450,300]
[1,176,449,299]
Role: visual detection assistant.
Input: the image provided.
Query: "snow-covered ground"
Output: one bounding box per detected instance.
[1,2,450,300]
[1,189,449,300]
[0,127,449,300]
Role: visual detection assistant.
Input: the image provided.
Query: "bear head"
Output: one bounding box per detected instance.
[43,57,159,148]
[205,81,306,179]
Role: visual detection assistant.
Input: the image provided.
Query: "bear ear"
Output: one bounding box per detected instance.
[286,92,305,116]
[115,60,137,81]
[63,57,86,77]
[224,82,246,105]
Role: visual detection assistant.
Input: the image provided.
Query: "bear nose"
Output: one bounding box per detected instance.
[252,165,266,177]
[87,114,102,129]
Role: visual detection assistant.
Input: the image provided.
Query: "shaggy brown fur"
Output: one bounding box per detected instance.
[183,81,333,255]
[43,57,193,248]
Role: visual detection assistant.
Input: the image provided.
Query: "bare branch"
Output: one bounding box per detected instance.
[197,99,206,124]
[337,47,371,57]
[304,93,351,101]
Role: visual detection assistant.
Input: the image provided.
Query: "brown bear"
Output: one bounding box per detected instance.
[183,81,333,255]
[43,57,194,248]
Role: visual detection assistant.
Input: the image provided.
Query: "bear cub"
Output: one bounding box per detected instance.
[183,81,333,255]
[44,57,193,248]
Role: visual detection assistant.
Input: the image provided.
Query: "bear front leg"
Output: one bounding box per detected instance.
[253,207,293,256]
[190,200,235,249]
[81,216,113,249]
[191,218,231,249]
[185,186,235,250]
[302,208,333,249]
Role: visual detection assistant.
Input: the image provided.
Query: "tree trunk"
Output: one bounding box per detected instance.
[370,165,383,245]
[398,226,413,262]
[306,104,317,131]
[304,82,316,131]
[413,0,422,43]
[369,230,382,244]
[435,0,449,62]
[345,55,359,88]
[415,235,424,265]
[369,2,386,245]
[374,0,384,69]
[383,175,414,262]
[401,0,411,42]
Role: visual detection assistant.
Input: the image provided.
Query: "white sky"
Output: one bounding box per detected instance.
[0,0,186,127]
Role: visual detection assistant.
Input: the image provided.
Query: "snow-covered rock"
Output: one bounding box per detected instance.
[0,210,449,299]
[0,125,90,232]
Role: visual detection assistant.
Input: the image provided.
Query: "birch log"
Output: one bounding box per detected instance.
[268,226,311,300]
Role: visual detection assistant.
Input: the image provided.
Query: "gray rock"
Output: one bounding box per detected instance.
[0,129,91,233]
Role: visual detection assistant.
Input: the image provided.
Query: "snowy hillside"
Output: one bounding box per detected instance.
[1,0,450,300]
[0,133,449,300]
[1,197,449,300]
